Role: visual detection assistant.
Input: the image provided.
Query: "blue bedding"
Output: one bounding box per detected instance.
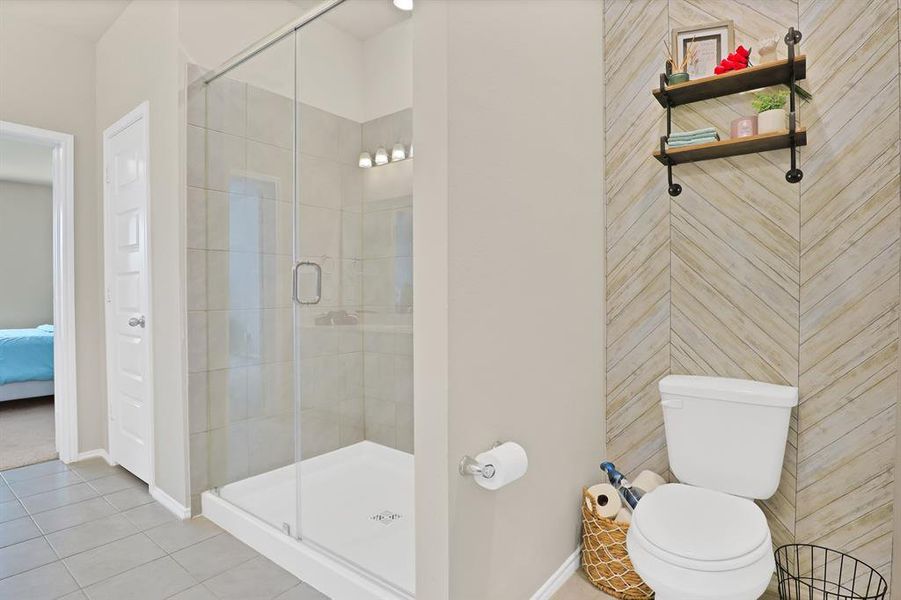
[0,326,54,385]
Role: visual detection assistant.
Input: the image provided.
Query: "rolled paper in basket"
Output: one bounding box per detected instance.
[614,508,632,524]
[632,470,666,495]
[586,483,622,519]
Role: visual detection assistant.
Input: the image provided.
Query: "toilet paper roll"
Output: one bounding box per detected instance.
[474,442,528,490]
[586,483,621,519]
[632,470,666,495]
[614,508,632,524]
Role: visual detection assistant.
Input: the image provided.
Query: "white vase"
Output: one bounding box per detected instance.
[757,108,787,134]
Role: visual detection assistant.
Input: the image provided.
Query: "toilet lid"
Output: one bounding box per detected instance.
[632,484,769,564]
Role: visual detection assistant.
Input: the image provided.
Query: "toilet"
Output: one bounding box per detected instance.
[626,375,798,600]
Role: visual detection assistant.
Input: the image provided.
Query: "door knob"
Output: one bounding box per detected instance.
[128,316,146,328]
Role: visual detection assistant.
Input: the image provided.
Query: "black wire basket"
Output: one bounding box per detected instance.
[775,544,888,600]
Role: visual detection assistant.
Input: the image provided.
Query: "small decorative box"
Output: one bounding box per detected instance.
[731,115,758,138]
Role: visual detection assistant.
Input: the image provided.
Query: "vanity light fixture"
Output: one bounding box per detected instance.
[393,0,413,11]
[358,143,413,169]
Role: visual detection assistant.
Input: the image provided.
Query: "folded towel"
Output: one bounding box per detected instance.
[669,127,717,136]
[667,135,719,148]
[668,127,718,139]
[667,133,720,144]
[36,324,54,333]
[668,134,719,143]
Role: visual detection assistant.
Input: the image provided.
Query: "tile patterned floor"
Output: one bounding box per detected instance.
[0,458,329,600]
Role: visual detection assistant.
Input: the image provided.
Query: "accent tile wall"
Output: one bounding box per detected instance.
[604,0,899,594]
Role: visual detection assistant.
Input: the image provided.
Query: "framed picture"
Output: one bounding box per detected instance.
[671,20,735,79]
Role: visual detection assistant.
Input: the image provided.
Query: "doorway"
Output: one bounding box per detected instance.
[0,121,78,470]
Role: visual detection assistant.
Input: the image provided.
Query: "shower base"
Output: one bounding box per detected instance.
[202,441,414,600]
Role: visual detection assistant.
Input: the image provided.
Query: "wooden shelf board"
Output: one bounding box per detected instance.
[653,129,807,165]
[653,56,806,107]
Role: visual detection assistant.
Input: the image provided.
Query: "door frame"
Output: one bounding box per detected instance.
[0,120,79,463]
[101,101,155,485]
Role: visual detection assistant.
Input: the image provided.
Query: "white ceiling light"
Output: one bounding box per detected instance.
[393,0,413,11]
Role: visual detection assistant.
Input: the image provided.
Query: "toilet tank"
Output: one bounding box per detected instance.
[659,375,798,500]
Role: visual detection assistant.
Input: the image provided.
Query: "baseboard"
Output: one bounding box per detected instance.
[73,449,114,465]
[150,485,191,520]
[530,547,581,600]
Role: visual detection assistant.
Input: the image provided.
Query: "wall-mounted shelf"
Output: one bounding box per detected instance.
[654,129,807,165]
[655,27,807,196]
[652,56,807,108]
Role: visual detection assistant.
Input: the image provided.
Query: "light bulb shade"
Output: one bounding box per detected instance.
[393,0,413,10]
[391,143,406,162]
[358,152,373,168]
[374,147,389,165]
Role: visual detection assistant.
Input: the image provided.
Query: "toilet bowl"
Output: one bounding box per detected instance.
[627,484,774,600]
[625,376,797,600]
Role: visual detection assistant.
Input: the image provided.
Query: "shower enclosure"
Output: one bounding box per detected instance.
[185,2,413,597]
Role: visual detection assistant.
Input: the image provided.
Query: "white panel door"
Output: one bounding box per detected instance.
[104,104,152,483]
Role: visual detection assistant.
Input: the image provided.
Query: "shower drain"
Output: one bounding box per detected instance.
[370,510,403,525]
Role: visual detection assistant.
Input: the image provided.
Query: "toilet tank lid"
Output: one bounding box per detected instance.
[659,375,798,408]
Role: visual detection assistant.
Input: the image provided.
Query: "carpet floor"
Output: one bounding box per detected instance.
[0,396,56,470]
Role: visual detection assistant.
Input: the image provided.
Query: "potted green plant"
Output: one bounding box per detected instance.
[752,89,789,133]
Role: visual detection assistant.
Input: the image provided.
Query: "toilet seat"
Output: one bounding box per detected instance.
[626,484,775,600]
[630,484,771,570]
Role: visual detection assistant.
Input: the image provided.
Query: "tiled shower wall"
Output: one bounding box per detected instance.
[360,108,414,453]
[185,67,413,512]
[605,0,899,593]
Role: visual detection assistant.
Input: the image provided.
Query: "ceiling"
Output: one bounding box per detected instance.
[302,0,410,41]
[0,137,53,186]
[0,0,130,42]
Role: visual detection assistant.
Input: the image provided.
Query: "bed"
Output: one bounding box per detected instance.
[0,325,54,401]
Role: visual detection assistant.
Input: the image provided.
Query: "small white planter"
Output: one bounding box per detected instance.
[757,108,787,134]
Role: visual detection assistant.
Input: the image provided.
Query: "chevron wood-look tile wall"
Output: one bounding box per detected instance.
[605,0,899,593]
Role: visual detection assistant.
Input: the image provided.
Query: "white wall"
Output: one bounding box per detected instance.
[362,19,412,122]
[180,0,412,124]
[0,181,53,329]
[414,1,605,598]
[178,0,312,72]
[0,13,107,451]
[179,0,366,122]
[96,0,188,507]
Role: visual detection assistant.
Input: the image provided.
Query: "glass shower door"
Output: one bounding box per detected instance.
[293,1,415,594]
[202,33,301,534]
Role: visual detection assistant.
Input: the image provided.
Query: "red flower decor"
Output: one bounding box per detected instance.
[713,45,751,75]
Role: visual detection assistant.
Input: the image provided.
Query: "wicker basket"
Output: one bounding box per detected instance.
[581,487,654,599]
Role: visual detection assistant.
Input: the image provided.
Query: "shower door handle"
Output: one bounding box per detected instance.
[292,261,322,305]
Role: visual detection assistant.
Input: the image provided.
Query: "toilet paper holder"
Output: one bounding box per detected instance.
[459,441,503,479]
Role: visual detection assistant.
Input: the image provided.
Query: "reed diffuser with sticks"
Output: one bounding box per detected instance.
[664,39,697,84]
